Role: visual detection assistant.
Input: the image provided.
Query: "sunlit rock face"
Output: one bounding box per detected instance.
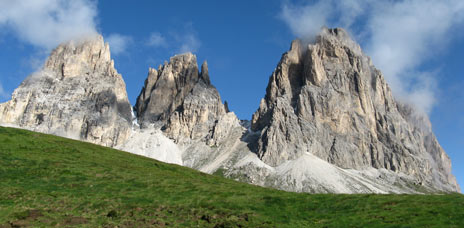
[0,35,132,147]
[134,53,239,146]
[250,28,459,192]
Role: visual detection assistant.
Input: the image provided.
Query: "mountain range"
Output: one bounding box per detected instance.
[0,27,459,193]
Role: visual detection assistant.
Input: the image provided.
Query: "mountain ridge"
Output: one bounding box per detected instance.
[0,28,459,193]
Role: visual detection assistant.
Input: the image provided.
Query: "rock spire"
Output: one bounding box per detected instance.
[135,53,237,145]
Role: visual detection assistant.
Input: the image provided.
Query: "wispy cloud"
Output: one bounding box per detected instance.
[106,33,133,55]
[147,32,167,48]
[173,23,201,54]
[280,0,372,41]
[147,24,201,54]
[177,32,200,53]
[0,0,98,50]
[280,0,464,114]
[280,1,330,42]
[365,0,464,113]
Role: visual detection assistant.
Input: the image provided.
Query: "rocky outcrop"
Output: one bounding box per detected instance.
[135,54,201,124]
[0,35,132,147]
[135,54,238,145]
[250,28,459,192]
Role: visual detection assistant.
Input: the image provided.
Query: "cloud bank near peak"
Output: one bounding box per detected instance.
[106,33,133,55]
[280,0,464,114]
[0,0,98,50]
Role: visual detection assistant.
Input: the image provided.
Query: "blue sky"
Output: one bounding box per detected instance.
[0,0,463,189]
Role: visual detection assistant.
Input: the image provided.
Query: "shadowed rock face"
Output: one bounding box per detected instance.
[135,54,202,124]
[251,28,460,192]
[135,54,238,145]
[0,35,132,147]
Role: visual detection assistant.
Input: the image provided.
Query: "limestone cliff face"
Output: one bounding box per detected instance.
[251,28,459,192]
[0,35,132,147]
[135,54,202,124]
[135,54,238,145]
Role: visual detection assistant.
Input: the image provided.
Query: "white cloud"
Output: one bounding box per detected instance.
[106,33,132,55]
[147,32,167,47]
[19,49,50,72]
[280,1,330,42]
[0,0,98,50]
[365,0,464,113]
[280,0,464,114]
[279,0,373,41]
[396,72,438,114]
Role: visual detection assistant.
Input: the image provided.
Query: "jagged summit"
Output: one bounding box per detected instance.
[135,53,220,125]
[0,34,132,147]
[134,52,237,145]
[318,27,363,54]
[44,35,115,78]
[135,52,200,124]
[250,27,459,192]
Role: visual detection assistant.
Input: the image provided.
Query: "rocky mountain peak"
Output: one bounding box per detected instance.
[135,53,237,144]
[44,35,117,79]
[250,28,459,192]
[318,27,363,55]
[0,34,132,147]
[135,52,200,124]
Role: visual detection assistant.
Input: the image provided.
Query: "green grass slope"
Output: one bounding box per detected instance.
[0,126,463,227]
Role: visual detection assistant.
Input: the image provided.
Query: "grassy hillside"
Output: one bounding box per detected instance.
[0,126,463,227]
